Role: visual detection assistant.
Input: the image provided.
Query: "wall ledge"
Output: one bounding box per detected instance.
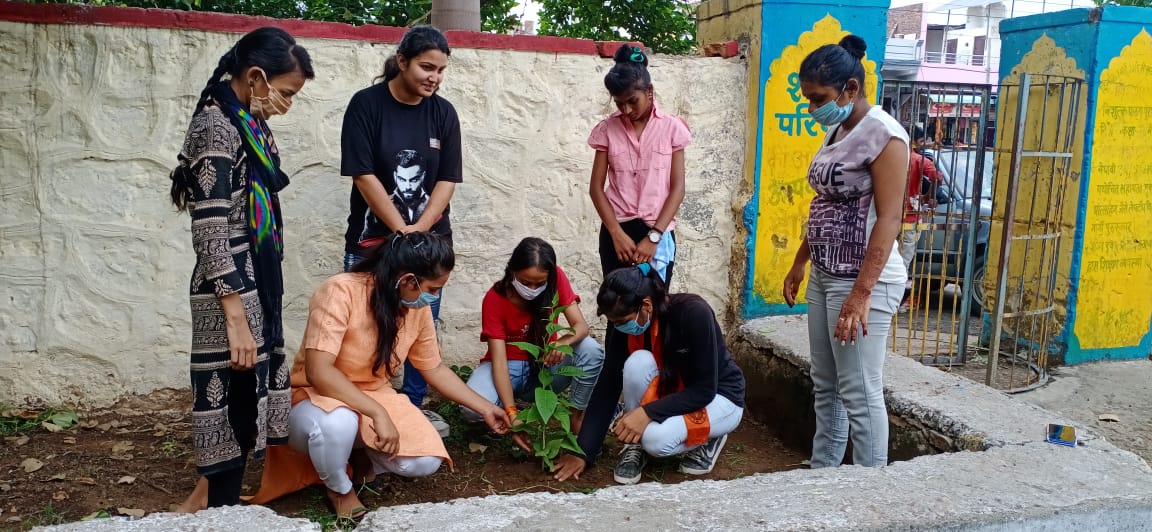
[0,1,631,56]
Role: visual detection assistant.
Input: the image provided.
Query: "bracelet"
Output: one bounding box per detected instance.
[504,406,519,417]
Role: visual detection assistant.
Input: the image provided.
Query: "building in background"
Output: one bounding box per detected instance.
[882,0,1095,147]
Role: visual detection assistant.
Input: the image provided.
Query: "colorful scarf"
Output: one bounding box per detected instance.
[207,82,289,336]
[233,106,283,253]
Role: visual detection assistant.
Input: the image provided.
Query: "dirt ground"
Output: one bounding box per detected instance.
[0,389,805,531]
[1015,359,1152,465]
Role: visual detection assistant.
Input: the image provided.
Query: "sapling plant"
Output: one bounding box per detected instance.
[509,293,587,469]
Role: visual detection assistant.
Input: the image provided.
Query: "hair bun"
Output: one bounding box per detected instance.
[839,35,867,60]
[613,43,649,67]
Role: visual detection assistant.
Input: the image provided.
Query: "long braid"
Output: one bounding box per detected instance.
[170,48,237,211]
[194,48,236,114]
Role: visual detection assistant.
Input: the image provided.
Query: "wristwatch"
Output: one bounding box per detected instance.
[647,229,663,243]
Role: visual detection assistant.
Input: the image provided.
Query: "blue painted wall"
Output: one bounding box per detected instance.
[743,0,890,319]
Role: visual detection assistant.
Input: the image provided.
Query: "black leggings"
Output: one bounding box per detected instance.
[598,220,676,287]
[206,369,257,507]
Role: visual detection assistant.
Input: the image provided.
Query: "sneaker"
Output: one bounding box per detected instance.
[424,410,450,439]
[613,444,647,485]
[678,434,728,475]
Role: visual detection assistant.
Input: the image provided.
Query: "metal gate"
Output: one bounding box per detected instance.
[880,74,1085,392]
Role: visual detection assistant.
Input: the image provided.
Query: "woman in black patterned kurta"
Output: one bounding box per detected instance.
[169,28,314,509]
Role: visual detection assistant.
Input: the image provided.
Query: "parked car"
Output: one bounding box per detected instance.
[914,148,994,312]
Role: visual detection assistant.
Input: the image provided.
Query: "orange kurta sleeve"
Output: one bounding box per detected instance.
[406,306,442,372]
[301,278,353,356]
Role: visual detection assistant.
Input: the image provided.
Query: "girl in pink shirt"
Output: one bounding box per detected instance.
[588,45,691,286]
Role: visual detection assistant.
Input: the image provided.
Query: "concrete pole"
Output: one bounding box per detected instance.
[430,0,481,31]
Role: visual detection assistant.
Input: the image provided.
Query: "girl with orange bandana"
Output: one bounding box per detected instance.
[550,265,745,485]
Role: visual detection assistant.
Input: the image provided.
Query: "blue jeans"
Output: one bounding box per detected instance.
[344,251,434,408]
[806,268,902,468]
[461,337,605,422]
[621,349,744,457]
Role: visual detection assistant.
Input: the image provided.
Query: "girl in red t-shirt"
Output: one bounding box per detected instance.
[462,238,605,434]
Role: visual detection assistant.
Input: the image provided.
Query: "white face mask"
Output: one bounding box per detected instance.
[512,278,547,300]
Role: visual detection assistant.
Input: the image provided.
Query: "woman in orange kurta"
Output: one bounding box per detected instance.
[250,232,511,519]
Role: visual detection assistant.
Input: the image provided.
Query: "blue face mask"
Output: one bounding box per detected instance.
[401,291,439,309]
[810,85,853,126]
[614,308,652,336]
[397,275,440,309]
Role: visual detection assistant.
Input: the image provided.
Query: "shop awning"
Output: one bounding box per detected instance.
[926,93,985,118]
[927,94,984,106]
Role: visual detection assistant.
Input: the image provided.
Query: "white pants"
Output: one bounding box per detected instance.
[622,350,744,457]
[287,400,443,495]
[899,228,919,289]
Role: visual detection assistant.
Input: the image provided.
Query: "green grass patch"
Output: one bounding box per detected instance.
[0,406,79,436]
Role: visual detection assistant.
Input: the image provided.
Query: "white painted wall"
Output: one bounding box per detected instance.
[0,21,748,407]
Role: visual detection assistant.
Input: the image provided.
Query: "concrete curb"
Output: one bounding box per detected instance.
[739,316,1095,450]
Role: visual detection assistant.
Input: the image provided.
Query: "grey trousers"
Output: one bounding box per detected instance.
[806,268,902,468]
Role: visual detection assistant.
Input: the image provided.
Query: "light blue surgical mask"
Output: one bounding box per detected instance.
[809,85,853,126]
[401,291,439,309]
[397,275,440,309]
[614,308,651,336]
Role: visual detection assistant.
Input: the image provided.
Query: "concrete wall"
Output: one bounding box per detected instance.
[998,6,1152,363]
[742,0,891,318]
[697,0,762,321]
[0,4,748,406]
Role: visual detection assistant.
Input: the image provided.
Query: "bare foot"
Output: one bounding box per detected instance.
[174,477,208,513]
[327,488,367,520]
[571,410,585,436]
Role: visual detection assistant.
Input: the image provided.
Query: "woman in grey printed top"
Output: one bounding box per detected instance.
[782,35,910,468]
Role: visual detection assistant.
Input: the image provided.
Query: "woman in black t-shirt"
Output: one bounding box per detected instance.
[339,25,463,434]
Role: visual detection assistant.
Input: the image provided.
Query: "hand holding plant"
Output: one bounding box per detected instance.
[478,403,513,435]
[508,293,588,470]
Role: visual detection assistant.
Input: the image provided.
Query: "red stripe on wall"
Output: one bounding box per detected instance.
[0,1,618,55]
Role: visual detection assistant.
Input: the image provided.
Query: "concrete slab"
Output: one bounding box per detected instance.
[31,506,319,531]
[356,442,1152,531]
[36,316,1152,531]
[1017,359,1152,465]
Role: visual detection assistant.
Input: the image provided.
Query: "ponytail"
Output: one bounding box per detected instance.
[351,232,455,377]
[196,48,236,114]
[381,56,402,83]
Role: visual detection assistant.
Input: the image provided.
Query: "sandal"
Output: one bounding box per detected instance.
[341,507,369,524]
[324,492,368,524]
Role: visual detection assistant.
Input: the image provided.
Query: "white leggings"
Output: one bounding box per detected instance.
[622,350,744,457]
[287,400,443,495]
